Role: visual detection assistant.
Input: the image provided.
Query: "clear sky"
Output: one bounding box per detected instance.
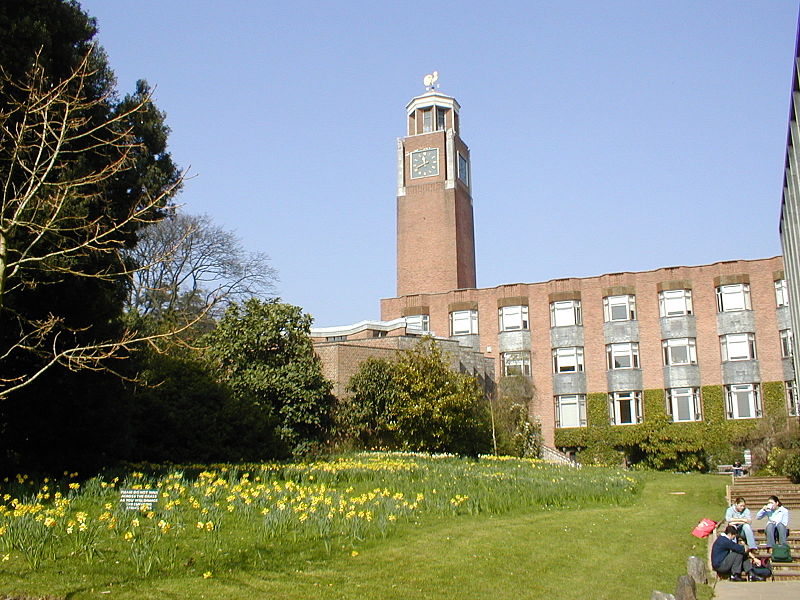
[79,0,799,327]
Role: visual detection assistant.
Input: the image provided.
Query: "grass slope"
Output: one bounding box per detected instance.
[2,471,725,599]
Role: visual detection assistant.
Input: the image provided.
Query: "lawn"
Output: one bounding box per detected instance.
[0,454,725,599]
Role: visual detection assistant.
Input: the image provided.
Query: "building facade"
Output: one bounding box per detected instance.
[310,318,494,399]
[381,257,797,449]
[396,89,476,296]
[779,22,800,375]
[380,82,798,454]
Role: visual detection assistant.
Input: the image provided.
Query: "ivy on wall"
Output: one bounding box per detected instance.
[554,381,790,470]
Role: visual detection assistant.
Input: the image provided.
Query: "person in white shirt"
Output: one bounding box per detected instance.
[725,497,757,550]
[756,495,790,548]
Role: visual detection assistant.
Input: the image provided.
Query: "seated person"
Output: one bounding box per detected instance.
[711,525,754,581]
[724,497,757,550]
[732,460,744,477]
[756,495,790,548]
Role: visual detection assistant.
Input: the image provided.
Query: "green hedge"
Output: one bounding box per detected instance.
[554,382,790,470]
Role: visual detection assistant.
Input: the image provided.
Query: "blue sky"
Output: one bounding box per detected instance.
[80,1,799,327]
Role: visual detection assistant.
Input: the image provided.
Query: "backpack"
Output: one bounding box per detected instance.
[772,543,792,563]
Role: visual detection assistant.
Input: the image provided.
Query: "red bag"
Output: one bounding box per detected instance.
[691,518,717,538]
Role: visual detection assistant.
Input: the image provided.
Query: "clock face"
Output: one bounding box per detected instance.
[410,148,439,179]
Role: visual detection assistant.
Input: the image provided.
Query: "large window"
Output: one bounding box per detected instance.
[498,305,529,332]
[606,342,640,369]
[662,338,697,366]
[609,391,642,425]
[666,387,702,422]
[422,108,433,132]
[603,295,636,322]
[716,284,751,312]
[550,300,582,327]
[502,351,531,376]
[780,329,793,358]
[725,384,762,419]
[450,310,478,335]
[458,153,469,183]
[405,314,430,333]
[552,346,584,373]
[786,381,798,417]
[659,289,693,317]
[775,279,790,307]
[720,333,756,361]
[555,395,587,428]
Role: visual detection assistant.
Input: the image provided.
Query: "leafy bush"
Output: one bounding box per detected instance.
[783,451,800,484]
[341,339,492,456]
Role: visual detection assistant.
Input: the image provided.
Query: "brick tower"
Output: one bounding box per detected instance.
[396,79,476,297]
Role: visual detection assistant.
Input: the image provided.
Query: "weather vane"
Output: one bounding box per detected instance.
[423,71,439,91]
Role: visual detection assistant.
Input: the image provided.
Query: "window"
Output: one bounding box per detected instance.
[422,108,433,132]
[775,279,789,307]
[662,338,697,366]
[603,295,636,322]
[405,314,430,333]
[725,384,762,419]
[609,391,642,425]
[501,351,531,376]
[436,106,447,130]
[552,346,584,373]
[498,305,529,331]
[786,381,798,417]
[450,310,478,335]
[720,333,756,361]
[666,387,702,422]
[550,300,582,327]
[372,330,387,338]
[458,153,469,183]
[325,335,346,342]
[716,284,751,312]
[780,329,794,358]
[606,342,640,369]
[659,289,693,317]
[555,395,587,428]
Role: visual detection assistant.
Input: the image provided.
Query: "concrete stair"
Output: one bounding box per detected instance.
[726,476,800,580]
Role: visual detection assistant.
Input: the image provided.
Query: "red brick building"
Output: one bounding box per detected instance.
[314,83,797,456]
[379,85,797,451]
[381,257,795,448]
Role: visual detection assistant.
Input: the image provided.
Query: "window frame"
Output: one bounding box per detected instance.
[786,380,799,417]
[450,309,478,336]
[555,394,587,428]
[501,351,531,377]
[550,300,582,327]
[720,332,757,361]
[725,383,762,420]
[606,342,640,370]
[458,152,469,184]
[716,283,752,313]
[404,314,430,333]
[780,329,793,358]
[609,391,643,425]
[603,294,637,322]
[659,289,693,317]
[666,387,702,422]
[552,346,585,373]
[662,337,698,366]
[775,279,789,307]
[498,305,529,332]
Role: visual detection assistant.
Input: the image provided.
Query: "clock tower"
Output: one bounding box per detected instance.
[396,79,476,297]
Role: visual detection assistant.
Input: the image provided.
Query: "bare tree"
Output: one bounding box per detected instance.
[126,212,278,319]
[0,51,195,397]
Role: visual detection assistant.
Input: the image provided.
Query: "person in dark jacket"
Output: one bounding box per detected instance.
[712,525,760,581]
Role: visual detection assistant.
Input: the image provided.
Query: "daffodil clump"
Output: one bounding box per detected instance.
[0,454,638,577]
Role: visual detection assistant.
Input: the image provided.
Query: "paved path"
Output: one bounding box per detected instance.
[712,579,800,599]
